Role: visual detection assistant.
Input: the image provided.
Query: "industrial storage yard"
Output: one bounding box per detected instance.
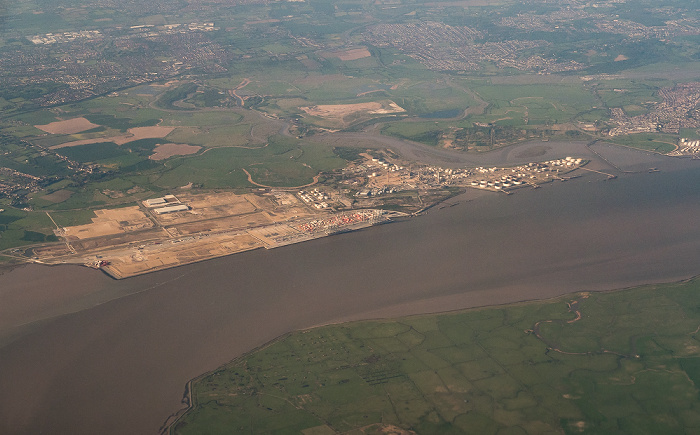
[33,189,391,278]
[669,138,700,157]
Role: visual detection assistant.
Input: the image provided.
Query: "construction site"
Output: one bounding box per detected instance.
[32,190,391,279]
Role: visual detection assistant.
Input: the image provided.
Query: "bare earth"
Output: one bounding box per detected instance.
[300,101,405,120]
[149,143,201,160]
[36,191,322,278]
[103,233,263,278]
[49,126,175,149]
[61,206,153,240]
[35,117,99,135]
[324,47,372,61]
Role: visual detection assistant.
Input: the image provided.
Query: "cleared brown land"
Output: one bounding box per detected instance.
[31,190,325,278]
[35,117,99,135]
[165,213,274,237]
[149,143,201,160]
[151,192,259,225]
[61,206,153,240]
[300,101,405,120]
[69,229,165,252]
[122,126,174,142]
[323,47,371,61]
[49,126,175,149]
[102,233,263,278]
[245,18,280,25]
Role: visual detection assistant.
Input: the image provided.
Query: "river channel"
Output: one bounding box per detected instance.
[1,141,699,434]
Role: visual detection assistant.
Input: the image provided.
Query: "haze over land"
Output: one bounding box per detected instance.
[1,0,700,434]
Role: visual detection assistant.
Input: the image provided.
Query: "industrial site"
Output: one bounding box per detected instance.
[343,152,587,211]
[669,138,700,157]
[21,189,389,278]
[16,153,586,279]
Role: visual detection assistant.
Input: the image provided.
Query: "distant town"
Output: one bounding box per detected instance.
[609,83,700,136]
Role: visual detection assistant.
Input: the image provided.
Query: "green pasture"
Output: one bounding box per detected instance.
[165,125,254,148]
[47,209,101,228]
[679,128,700,140]
[574,108,609,123]
[57,142,129,163]
[0,124,46,138]
[619,62,700,81]
[155,83,199,110]
[174,278,700,435]
[7,109,58,126]
[381,122,443,146]
[0,207,56,250]
[159,111,245,127]
[594,80,664,110]
[60,97,159,119]
[83,114,160,132]
[152,135,344,189]
[472,83,598,125]
[76,93,153,113]
[0,138,73,178]
[478,106,527,124]
[55,138,170,167]
[27,188,105,211]
[609,133,678,154]
[27,176,158,212]
[393,80,479,115]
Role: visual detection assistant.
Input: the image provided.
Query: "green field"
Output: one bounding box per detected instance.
[153,135,344,188]
[609,133,678,154]
[0,206,57,250]
[471,83,599,126]
[382,122,443,146]
[155,83,200,110]
[173,278,700,434]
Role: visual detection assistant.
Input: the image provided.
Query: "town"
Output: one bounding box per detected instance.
[609,83,700,136]
[361,22,584,73]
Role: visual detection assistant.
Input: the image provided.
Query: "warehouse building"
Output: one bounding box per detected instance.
[143,195,180,208]
[153,204,189,215]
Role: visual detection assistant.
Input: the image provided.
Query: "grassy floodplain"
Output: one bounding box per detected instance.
[173,278,700,434]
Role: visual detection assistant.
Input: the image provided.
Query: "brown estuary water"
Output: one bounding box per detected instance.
[1,143,700,434]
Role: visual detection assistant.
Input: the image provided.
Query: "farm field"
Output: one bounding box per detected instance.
[173,278,700,435]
